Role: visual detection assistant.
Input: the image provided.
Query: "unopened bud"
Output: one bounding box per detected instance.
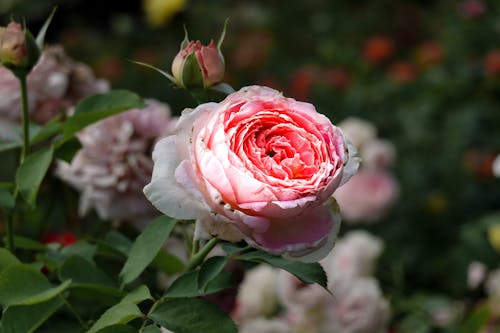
[171,39,225,89]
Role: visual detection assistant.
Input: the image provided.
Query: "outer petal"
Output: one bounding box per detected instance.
[339,140,361,187]
[282,200,342,263]
[143,135,206,219]
[250,200,341,262]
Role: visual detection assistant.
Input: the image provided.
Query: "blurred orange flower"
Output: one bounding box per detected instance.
[362,36,395,64]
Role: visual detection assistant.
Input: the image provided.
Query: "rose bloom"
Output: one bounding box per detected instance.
[322,230,383,285]
[56,99,175,224]
[334,170,399,223]
[320,278,390,333]
[239,318,294,333]
[0,45,108,139]
[276,270,329,313]
[144,86,359,261]
[416,41,445,69]
[233,265,279,322]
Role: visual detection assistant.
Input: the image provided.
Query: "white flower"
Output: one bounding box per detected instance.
[492,154,500,178]
[467,261,487,290]
[338,117,377,149]
[239,318,294,333]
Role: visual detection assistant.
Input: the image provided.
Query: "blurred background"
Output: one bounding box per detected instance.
[1,0,500,332]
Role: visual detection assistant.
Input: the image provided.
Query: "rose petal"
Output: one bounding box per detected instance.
[143,136,206,219]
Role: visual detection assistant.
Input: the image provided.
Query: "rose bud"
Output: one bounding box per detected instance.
[0,21,40,75]
[171,39,225,89]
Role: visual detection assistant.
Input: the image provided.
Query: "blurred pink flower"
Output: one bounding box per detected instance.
[239,318,294,333]
[0,45,108,138]
[321,278,390,333]
[459,0,486,18]
[361,139,396,170]
[322,231,383,285]
[467,261,487,290]
[276,270,329,312]
[338,117,378,150]
[233,265,279,322]
[334,170,399,223]
[56,99,176,223]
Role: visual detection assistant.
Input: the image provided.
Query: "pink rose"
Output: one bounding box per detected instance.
[334,170,399,223]
[144,85,359,261]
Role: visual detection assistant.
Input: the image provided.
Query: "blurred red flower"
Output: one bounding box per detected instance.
[416,41,445,69]
[324,67,352,91]
[362,36,395,64]
[484,50,500,77]
[42,231,78,247]
[459,0,486,18]
[388,61,418,83]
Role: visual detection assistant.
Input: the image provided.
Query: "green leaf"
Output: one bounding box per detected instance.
[152,250,185,275]
[238,250,327,289]
[143,325,162,333]
[150,298,237,333]
[54,137,82,163]
[164,270,235,298]
[60,90,144,142]
[35,7,57,48]
[0,248,20,274]
[0,187,14,209]
[2,236,46,251]
[0,297,64,333]
[0,140,21,153]
[197,256,228,292]
[60,241,97,262]
[15,146,54,207]
[59,255,116,287]
[30,120,63,145]
[95,324,137,333]
[102,231,133,256]
[121,285,151,304]
[0,264,71,307]
[221,242,250,255]
[87,302,143,333]
[119,216,178,286]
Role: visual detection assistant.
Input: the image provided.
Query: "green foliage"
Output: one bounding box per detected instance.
[60,90,144,143]
[119,216,178,286]
[0,264,70,307]
[15,146,54,207]
[150,298,237,333]
[164,269,235,298]
[239,249,328,289]
[0,297,64,333]
[87,302,143,333]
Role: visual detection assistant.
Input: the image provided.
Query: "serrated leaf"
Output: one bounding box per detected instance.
[0,264,70,307]
[0,297,64,333]
[119,216,178,286]
[164,270,235,298]
[15,146,54,207]
[238,250,327,289]
[0,248,20,274]
[0,187,14,210]
[150,298,237,333]
[197,256,228,292]
[121,285,151,304]
[59,255,116,287]
[60,90,144,142]
[87,302,143,333]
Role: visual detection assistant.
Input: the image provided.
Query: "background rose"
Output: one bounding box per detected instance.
[56,99,175,224]
[144,85,359,261]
